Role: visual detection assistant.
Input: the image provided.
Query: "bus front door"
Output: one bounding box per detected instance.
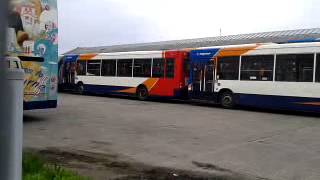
[191,62,215,100]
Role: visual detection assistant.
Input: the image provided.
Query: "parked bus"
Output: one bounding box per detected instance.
[188,42,320,112]
[60,50,189,99]
[6,0,58,110]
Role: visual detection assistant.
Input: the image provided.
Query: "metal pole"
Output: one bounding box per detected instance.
[0,0,24,180]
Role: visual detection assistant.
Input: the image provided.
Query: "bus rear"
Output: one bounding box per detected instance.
[6,0,58,110]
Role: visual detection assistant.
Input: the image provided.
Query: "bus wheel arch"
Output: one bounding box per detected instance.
[136,84,149,100]
[218,89,235,108]
[77,81,85,94]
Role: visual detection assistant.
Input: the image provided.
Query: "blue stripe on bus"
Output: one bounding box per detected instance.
[237,94,320,112]
[84,84,133,95]
[189,48,220,63]
[63,55,79,62]
[24,100,57,110]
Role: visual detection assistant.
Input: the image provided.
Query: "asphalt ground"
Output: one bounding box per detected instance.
[24,93,320,180]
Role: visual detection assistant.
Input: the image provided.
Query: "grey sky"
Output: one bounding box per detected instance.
[58,0,320,54]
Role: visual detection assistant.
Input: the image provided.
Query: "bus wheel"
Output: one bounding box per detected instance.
[220,91,234,108]
[137,86,148,100]
[77,83,84,95]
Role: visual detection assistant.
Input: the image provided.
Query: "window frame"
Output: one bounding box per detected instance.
[165,58,175,79]
[316,53,320,83]
[86,60,101,76]
[184,58,190,78]
[152,58,165,78]
[117,59,133,77]
[76,60,87,76]
[101,59,117,77]
[275,53,314,82]
[217,56,240,81]
[240,54,274,81]
[133,58,152,78]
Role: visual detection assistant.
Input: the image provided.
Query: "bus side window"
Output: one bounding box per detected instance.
[77,60,87,75]
[101,60,116,76]
[87,60,101,76]
[133,59,151,77]
[184,58,190,84]
[316,54,320,82]
[165,58,174,78]
[184,59,190,77]
[241,55,274,81]
[217,56,240,80]
[276,54,314,82]
[152,58,164,78]
[117,59,133,77]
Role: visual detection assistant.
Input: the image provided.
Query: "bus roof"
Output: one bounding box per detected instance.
[190,42,320,63]
[64,50,165,61]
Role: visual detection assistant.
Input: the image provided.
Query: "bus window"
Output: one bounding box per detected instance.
[217,56,240,80]
[241,55,274,81]
[184,58,190,84]
[184,59,190,77]
[166,58,175,78]
[117,59,133,77]
[87,60,101,76]
[316,54,320,82]
[276,54,314,82]
[152,58,164,78]
[133,59,151,77]
[77,60,86,75]
[101,60,116,76]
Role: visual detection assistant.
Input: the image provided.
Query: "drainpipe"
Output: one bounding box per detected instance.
[0,1,25,180]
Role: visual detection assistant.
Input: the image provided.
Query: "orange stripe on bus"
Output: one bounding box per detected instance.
[217,45,259,57]
[117,87,137,94]
[143,78,159,91]
[79,54,97,60]
[115,78,159,94]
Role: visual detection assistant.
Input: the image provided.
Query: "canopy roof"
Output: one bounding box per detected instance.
[64,28,320,55]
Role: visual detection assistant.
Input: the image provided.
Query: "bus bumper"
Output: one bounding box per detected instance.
[24,100,57,110]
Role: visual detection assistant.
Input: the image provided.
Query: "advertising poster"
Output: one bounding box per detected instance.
[7,0,58,104]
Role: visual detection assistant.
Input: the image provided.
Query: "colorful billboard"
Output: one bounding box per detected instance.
[7,0,58,109]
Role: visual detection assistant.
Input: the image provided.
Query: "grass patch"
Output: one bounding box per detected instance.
[23,152,89,180]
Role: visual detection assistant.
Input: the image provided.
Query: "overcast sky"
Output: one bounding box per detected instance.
[58,0,320,54]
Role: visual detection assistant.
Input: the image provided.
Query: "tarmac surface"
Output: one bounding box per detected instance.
[24,93,320,180]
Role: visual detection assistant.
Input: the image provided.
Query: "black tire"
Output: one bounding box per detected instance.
[77,83,85,95]
[220,91,234,108]
[137,86,148,101]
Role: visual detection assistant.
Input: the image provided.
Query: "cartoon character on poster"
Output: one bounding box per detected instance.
[22,61,48,101]
[7,0,57,53]
[7,0,58,102]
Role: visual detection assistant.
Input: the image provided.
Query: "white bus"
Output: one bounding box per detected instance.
[60,50,190,100]
[189,42,320,112]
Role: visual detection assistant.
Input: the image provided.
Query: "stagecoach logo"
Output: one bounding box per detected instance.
[197,52,212,56]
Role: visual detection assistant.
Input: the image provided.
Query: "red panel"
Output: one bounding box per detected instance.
[148,50,189,97]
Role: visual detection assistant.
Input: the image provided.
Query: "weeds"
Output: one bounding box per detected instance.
[23,152,89,180]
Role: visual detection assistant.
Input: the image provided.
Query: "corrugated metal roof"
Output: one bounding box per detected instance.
[64,28,320,55]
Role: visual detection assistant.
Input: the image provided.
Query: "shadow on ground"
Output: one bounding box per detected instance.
[23,114,45,123]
